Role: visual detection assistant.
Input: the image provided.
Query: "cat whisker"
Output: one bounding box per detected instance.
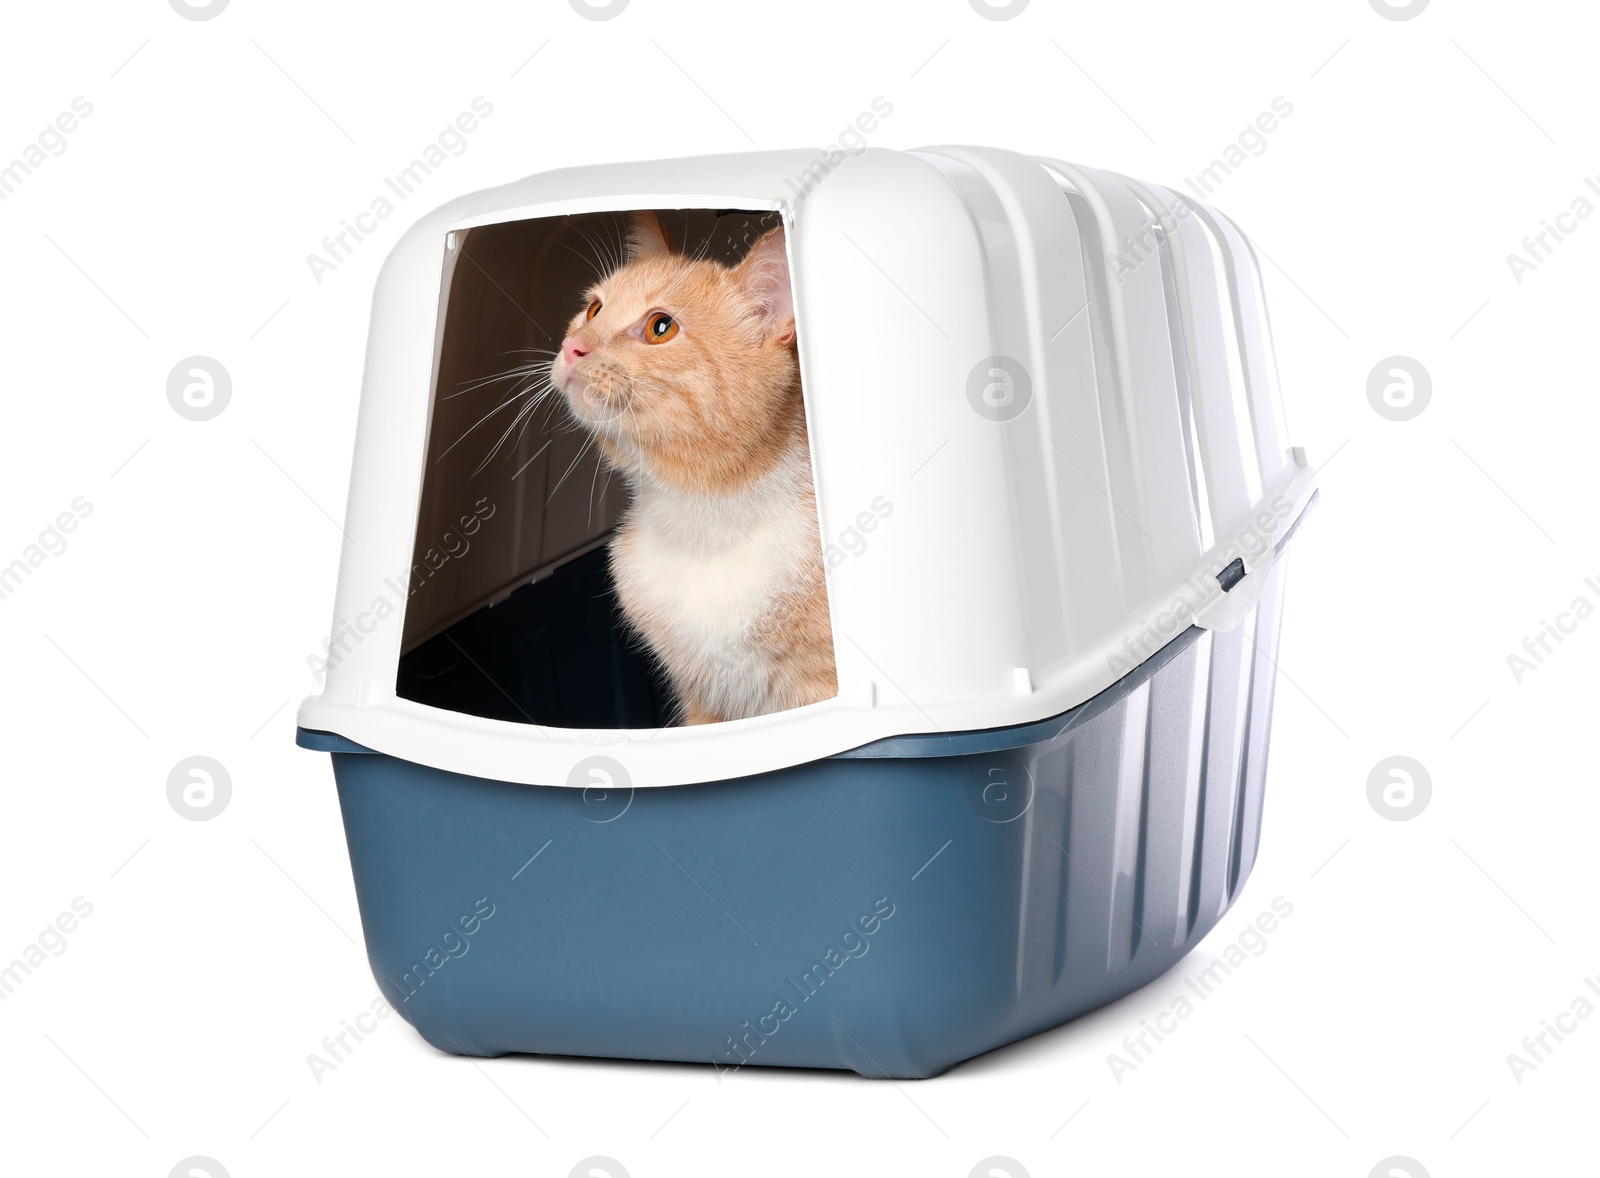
[602,213,633,272]
[468,380,551,478]
[556,236,608,281]
[509,381,563,457]
[604,214,628,272]
[451,370,568,473]
[581,220,623,276]
[577,220,615,267]
[687,229,716,265]
[548,432,598,501]
[586,444,606,530]
[443,361,549,399]
[435,380,544,461]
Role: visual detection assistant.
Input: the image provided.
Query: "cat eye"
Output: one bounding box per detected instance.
[585,299,602,321]
[645,312,679,344]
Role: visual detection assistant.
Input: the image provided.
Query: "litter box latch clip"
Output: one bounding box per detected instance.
[1192,544,1278,634]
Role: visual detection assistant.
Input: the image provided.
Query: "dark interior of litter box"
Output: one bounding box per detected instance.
[395,208,786,729]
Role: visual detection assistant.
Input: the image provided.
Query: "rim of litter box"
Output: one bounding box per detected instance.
[297,487,1317,785]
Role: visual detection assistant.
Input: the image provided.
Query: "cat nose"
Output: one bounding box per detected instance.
[560,337,590,366]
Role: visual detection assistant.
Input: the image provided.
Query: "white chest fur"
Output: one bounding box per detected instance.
[611,447,818,713]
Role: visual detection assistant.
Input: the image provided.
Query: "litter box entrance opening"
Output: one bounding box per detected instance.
[395,208,819,729]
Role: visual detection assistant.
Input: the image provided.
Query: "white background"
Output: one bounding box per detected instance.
[1,1,1595,1174]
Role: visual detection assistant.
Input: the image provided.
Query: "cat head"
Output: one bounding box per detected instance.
[550,212,802,492]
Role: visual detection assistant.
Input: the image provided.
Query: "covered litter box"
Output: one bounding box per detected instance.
[297,146,1316,1079]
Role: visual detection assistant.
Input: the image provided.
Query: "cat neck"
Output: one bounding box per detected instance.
[628,432,814,553]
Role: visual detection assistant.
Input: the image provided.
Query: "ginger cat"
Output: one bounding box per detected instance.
[549,212,836,724]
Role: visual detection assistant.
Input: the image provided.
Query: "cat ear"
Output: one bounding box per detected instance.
[625,210,673,260]
[734,227,795,344]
